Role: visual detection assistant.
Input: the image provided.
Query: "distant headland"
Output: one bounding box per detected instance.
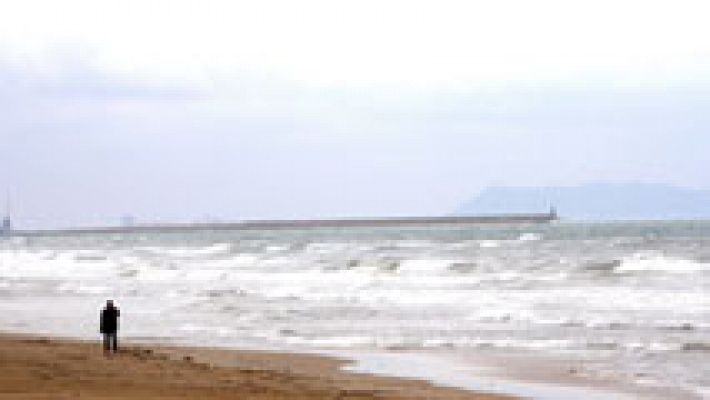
[457,183,710,220]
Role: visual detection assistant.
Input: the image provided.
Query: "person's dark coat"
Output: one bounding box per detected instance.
[100,305,120,334]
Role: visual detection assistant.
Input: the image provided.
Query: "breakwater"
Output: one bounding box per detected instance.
[5,212,557,237]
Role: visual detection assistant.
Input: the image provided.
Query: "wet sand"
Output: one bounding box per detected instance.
[0,333,515,399]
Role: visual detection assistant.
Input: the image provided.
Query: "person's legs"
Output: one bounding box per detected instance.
[102,333,110,352]
[110,332,118,353]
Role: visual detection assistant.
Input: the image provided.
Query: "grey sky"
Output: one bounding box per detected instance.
[1,1,709,228]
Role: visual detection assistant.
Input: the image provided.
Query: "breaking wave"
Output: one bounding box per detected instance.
[1,220,709,397]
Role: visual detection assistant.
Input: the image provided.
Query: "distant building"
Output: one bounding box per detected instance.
[121,215,136,227]
[1,215,11,233]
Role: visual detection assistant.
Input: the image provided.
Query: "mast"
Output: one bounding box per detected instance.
[2,190,11,232]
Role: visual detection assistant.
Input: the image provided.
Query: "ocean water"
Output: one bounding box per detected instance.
[0,221,708,398]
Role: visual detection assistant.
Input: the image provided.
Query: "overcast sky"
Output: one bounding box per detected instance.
[1,0,709,228]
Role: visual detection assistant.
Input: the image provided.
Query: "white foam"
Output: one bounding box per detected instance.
[397,259,458,274]
[0,250,116,280]
[136,243,233,258]
[518,232,542,241]
[57,282,112,295]
[616,253,709,273]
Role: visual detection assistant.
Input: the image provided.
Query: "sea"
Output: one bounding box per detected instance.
[0,221,708,399]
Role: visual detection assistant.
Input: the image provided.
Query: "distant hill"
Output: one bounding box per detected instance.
[456,183,710,220]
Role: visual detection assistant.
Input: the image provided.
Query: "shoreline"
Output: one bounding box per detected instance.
[335,348,691,400]
[0,331,679,400]
[0,332,514,399]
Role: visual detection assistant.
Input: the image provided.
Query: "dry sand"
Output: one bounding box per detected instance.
[0,334,516,399]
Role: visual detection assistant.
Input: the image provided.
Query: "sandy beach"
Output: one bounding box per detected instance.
[0,333,515,399]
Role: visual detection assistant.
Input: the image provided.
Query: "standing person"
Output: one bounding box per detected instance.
[100,300,120,354]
